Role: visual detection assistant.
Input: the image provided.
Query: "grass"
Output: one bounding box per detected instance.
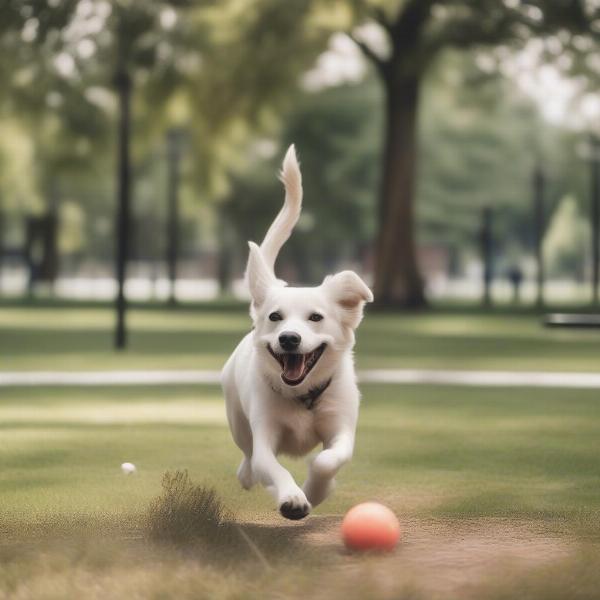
[0,382,599,598]
[1,383,599,524]
[1,304,600,598]
[1,304,600,371]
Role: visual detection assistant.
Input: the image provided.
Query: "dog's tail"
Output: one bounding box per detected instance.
[259,144,302,273]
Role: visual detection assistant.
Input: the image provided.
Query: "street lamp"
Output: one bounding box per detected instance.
[532,164,545,308]
[114,66,132,350]
[166,127,184,306]
[480,206,493,308]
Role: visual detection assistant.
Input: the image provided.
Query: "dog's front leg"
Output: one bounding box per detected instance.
[303,430,354,507]
[251,423,311,520]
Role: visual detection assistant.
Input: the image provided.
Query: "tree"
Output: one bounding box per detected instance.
[543,194,589,280]
[4,0,599,313]
[221,81,381,288]
[348,0,599,307]
[13,0,204,347]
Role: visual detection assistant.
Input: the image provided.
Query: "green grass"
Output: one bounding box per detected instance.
[1,305,600,598]
[0,382,599,598]
[1,305,599,371]
[1,383,599,524]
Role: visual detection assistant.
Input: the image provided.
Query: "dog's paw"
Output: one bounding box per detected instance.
[278,490,311,520]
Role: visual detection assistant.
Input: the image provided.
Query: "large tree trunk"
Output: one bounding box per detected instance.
[373,73,425,308]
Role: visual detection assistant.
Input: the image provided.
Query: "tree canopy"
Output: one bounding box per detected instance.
[1,0,598,305]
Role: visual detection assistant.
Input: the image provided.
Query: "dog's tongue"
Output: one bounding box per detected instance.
[283,354,305,381]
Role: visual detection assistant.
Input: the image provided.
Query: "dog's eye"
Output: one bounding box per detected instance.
[269,311,283,322]
[308,313,323,322]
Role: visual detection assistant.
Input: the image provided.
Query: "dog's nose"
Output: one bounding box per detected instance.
[279,331,301,351]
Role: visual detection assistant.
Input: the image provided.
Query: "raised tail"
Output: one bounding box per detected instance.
[259,144,303,273]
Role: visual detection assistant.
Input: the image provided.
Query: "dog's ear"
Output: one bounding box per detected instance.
[245,242,276,308]
[323,270,374,329]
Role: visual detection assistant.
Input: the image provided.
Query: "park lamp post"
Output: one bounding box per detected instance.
[114,66,132,350]
[532,164,546,309]
[480,205,494,308]
[113,2,134,353]
[166,127,184,306]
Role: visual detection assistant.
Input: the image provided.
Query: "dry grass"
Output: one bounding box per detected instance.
[144,470,311,570]
[146,470,235,546]
[1,501,600,599]
[2,548,599,600]
[467,548,600,600]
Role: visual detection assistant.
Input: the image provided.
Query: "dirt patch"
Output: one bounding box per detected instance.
[241,515,591,598]
[368,519,576,597]
[1,510,598,600]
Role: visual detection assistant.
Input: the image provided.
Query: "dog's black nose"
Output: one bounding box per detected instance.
[279,331,301,351]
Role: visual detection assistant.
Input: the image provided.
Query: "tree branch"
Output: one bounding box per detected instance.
[426,17,516,54]
[425,1,599,57]
[347,31,390,77]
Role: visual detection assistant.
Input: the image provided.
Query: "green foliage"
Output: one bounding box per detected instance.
[543,195,590,278]
[0,120,41,214]
[221,80,381,282]
[418,51,580,255]
[1,0,599,277]
[219,50,592,279]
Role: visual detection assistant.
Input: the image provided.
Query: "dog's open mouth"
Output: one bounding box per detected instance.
[267,343,326,386]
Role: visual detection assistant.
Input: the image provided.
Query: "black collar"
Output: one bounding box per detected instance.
[296,378,332,410]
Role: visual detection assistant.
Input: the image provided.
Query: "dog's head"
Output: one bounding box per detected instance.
[247,242,373,388]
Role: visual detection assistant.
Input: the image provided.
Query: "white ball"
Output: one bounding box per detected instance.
[121,462,137,475]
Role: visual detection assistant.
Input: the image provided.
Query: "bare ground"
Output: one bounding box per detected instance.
[240,514,595,599]
[1,513,598,600]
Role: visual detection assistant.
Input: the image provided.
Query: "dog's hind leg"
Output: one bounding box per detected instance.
[222,360,255,490]
[237,456,255,490]
[230,416,254,490]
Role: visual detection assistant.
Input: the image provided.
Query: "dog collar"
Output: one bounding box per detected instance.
[296,378,332,410]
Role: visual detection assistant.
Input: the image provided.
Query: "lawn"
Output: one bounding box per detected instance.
[1,384,599,523]
[0,304,599,599]
[1,303,600,372]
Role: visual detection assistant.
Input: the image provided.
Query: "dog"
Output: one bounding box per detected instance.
[221,145,373,520]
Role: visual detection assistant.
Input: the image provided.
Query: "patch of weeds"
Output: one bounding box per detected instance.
[146,470,237,549]
[144,470,311,569]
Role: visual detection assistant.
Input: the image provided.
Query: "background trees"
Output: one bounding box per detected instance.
[1,0,599,324]
[345,0,599,307]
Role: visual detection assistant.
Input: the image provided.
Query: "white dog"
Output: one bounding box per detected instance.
[221,145,373,520]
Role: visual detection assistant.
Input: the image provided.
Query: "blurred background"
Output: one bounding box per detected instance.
[1,0,599,326]
[2,5,600,596]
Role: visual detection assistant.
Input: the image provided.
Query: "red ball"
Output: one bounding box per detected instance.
[341,502,401,551]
